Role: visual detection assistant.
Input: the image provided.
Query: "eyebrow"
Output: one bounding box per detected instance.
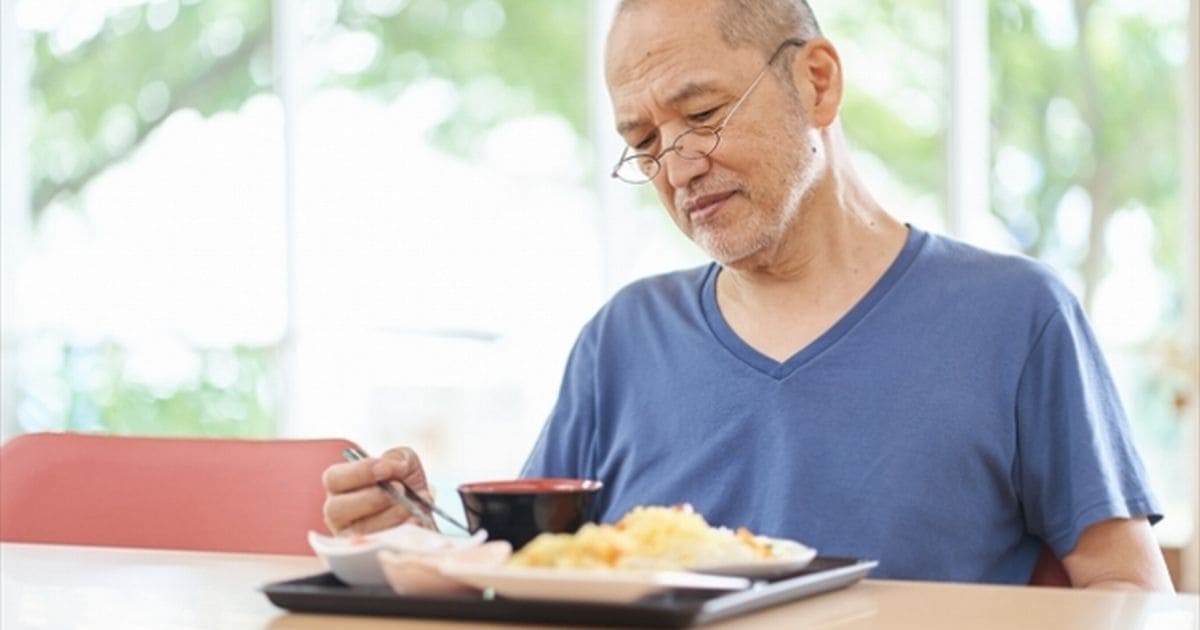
[615,80,724,137]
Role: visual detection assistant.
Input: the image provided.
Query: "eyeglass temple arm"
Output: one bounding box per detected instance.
[611,145,632,178]
[715,38,808,133]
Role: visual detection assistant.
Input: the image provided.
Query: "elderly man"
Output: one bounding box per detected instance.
[322,0,1172,591]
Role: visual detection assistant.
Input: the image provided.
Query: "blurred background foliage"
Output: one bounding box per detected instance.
[990,0,1185,309]
[15,0,1194,452]
[31,0,273,216]
[30,0,588,220]
[824,0,947,202]
[20,339,277,437]
[330,0,587,156]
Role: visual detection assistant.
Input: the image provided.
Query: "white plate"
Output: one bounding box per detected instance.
[687,537,818,578]
[437,563,751,604]
[308,525,488,587]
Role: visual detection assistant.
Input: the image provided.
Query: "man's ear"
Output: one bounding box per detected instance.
[794,38,843,127]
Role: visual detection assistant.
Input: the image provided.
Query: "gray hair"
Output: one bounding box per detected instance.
[616,0,823,59]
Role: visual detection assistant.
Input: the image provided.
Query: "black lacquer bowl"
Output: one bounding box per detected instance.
[457,478,603,550]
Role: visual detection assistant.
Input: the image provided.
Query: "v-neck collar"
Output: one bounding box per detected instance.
[699,225,927,380]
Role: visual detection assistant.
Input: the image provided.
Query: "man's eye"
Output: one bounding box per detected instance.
[688,107,721,123]
[634,134,657,151]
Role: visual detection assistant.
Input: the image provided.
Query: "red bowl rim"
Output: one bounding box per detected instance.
[457,478,603,494]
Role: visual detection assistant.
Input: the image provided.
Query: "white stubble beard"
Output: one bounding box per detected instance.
[694,132,822,266]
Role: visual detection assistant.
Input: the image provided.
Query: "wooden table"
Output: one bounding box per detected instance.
[2,543,1197,629]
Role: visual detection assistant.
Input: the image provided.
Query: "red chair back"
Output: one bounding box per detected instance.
[0,432,356,555]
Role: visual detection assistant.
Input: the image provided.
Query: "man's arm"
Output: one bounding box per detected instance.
[1061,517,1174,591]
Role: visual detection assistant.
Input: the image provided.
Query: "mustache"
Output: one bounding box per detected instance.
[674,178,744,210]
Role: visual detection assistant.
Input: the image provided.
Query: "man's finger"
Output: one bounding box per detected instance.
[323,485,403,533]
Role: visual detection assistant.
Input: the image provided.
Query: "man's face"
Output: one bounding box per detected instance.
[605,0,821,266]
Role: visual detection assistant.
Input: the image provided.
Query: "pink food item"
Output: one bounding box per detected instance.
[379,541,513,595]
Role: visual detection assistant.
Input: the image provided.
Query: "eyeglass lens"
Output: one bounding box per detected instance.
[623,127,720,182]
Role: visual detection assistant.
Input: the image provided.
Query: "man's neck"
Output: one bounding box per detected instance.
[714,167,908,362]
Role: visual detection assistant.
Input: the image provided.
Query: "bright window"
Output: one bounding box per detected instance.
[1,0,1195,552]
[5,0,285,438]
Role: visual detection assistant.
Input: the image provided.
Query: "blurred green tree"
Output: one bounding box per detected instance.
[30,0,587,218]
[824,0,946,205]
[990,0,1186,312]
[31,0,273,216]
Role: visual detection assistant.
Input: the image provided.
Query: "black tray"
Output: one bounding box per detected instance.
[261,556,877,628]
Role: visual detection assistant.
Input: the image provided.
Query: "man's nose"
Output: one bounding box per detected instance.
[662,149,711,189]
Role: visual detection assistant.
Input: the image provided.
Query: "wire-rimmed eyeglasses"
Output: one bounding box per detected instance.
[610,38,808,185]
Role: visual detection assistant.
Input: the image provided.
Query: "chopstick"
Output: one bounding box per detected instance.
[341,447,473,535]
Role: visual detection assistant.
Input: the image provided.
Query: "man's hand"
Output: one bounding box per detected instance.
[321,446,435,535]
[1062,517,1174,591]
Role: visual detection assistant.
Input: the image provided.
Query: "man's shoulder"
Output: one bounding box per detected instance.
[595,264,705,314]
[918,229,1046,277]
[914,229,1076,307]
[578,264,712,337]
[609,264,713,305]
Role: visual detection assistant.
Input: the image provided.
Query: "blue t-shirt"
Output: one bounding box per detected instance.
[522,226,1160,584]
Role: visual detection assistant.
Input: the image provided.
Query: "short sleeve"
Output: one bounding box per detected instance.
[1014,299,1161,558]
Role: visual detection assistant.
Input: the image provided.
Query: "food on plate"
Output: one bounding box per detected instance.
[307,523,494,587]
[379,541,513,595]
[508,504,784,570]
